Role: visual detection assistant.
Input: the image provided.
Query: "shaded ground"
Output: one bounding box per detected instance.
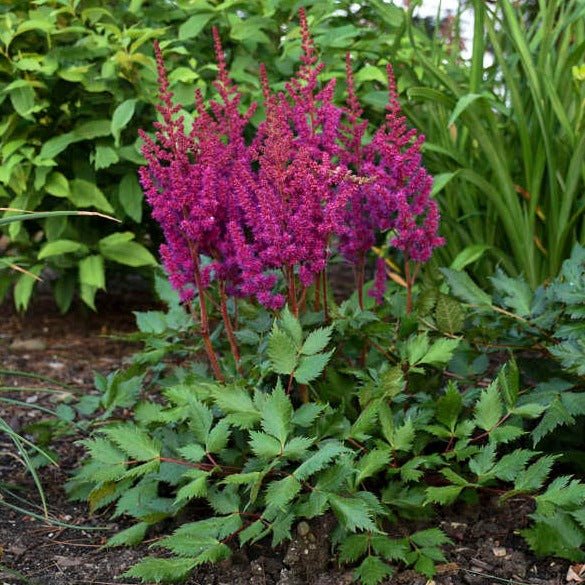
[0,293,571,585]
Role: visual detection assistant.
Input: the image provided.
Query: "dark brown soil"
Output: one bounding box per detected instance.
[0,294,570,585]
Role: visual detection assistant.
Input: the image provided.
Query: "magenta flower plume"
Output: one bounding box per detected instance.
[140,13,443,317]
[337,60,444,269]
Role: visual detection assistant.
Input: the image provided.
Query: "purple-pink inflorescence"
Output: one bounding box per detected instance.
[139,10,443,310]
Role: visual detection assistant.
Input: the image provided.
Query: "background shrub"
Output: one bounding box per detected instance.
[2,0,583,311]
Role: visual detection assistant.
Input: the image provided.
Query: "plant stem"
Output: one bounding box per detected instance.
[191,255,224,383]
[219,282,242,374]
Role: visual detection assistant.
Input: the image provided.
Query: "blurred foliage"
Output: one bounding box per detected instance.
[1,0,583,311]
[0,0,429,312]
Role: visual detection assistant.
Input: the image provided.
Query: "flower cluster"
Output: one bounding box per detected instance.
[139,10,443,311]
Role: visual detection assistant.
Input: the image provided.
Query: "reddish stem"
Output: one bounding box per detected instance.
[191,254,224,382]
[220,282,242,374]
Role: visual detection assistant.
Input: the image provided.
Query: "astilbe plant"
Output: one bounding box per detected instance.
[139,9,443,379]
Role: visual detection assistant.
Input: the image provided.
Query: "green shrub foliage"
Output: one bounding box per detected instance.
[69,260,585,583]
[0,0,421,311]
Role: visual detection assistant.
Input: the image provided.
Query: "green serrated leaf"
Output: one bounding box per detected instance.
[435,294,465,334]
[339,534,370,563]
[370,536,409,561]
[124,557,196,582]
[301,326,333,355]
[498,360,519,409]
[249,431,282,459]
[280,305,303,345]
[469,443,497,477]
[440,268,492,306]
[260,385,293,443]
[177,444,206,463]
[294,441,348,481]
[356,448,392,485]
[490,269,533,317]
[282,436,314,459]
[175,474,208,503]
[102,424,160,461]
[419,338,460,366]
[393,419,415,452]
[514,456,558,492]
[436,382,463,430]
[329,494,377,532]
[206,419,231,454]
[291,403,324,427]
[294,350,334,384]
[425,485,463,505]
[474,380,503,431]
[410,528,452,548]
[213,386,260,429]
[265,475,301,511]
[268,325,298,375]
[106,522,149,547]
[354,555,393,585]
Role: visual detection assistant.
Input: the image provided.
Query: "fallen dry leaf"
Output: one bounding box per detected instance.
[567,564,585,582]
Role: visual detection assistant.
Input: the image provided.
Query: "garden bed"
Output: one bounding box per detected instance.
[0,298,571,585]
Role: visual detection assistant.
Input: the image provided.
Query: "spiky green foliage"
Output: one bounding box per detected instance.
[68,244,585,584]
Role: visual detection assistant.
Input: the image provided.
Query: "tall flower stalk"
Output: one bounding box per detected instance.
[140,10,444,379]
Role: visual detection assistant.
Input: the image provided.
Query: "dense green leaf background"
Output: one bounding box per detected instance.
[1,0,583,311]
